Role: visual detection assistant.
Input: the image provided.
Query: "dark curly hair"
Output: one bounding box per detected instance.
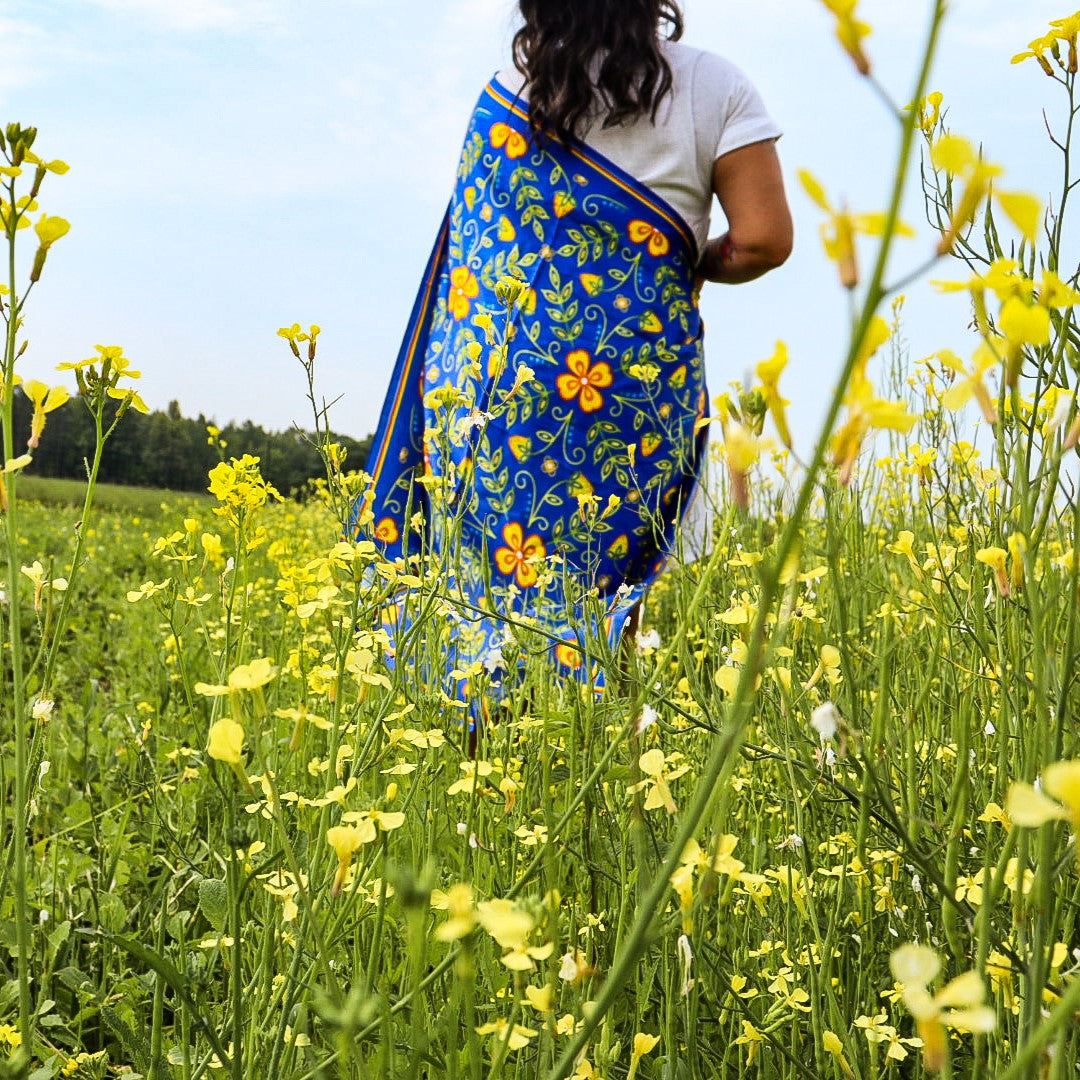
[512,0,684,142]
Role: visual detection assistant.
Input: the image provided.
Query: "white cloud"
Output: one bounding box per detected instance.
[442,0,514,32]
[0,15,91,95]
[77,0,285,32]
[0,16,46,91]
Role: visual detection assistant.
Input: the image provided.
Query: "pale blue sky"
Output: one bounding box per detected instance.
[0,0,1072,447]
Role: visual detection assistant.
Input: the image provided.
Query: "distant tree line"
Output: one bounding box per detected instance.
[12,390,372,496]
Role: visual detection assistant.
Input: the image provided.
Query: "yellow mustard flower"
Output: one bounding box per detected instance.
[914,90,944,135]
[931,134,1040,254]
[954,869,985,906]
[629,748,691,814]
[104,386,150,414]
[475,898,532,949]
[0,1023,22,1048]
[433,883,476,941]
[1050,13,1080,71]
[19,559,68,611]
[22,379,69,448]
[326,824,366,897]
[474,1019,537,1051]
[831,320,918,484]
[1014,14,1079,73]
[1006,760,1080,851]
[30,213,70,280]
[570,1058,600,1079]
[523,984,553,1013]
[936,346,998,423]
[889,944,995,1071]
[195,657,277,699]
[721,417,772,509]
[817,0,872,74]
[975,547,1009,597]
[755,341,793,448]
[823,1030,855,1078]
[799,171,913,289]
[854,1012,922,1061]
[626,1032,660,1080]
[33,213,69,247]
[207,718,247,787]
[886,531,922,577]
[734,1019,765,1065]
[998,295,1051,387]
[1013,32,1060,74]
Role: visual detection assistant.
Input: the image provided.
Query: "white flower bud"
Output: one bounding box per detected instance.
[677,933,694,996]
[31,696,54,721]
[811,702,840,741]
[635,705,658,735]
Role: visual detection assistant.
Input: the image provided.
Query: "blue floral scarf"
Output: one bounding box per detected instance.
[352,78,707,691]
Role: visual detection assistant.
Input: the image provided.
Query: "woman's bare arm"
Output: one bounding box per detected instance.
[698,139,793,286]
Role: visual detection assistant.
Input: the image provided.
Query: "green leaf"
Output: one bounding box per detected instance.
[101,1004,151,1074]
[54,966,93,998]
[108,933,232,1072]
[198,878,228,932]
[97,892,127,933]
[46,920,71,967]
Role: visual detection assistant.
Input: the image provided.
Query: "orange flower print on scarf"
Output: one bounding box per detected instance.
[554,640,584,670]
[494,522,547,588]
[490,122,527,159]
[448,266,479,320]
[628,219,671,256]
[553,192,576,218]
[556,349,613,413]
[374,517,400,544]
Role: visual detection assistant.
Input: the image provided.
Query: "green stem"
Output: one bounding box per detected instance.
[227,797,244,1080]
[2,172,33,1048]
[995,969,1080,1080]
[149,891,169,1080]
[39,410,105,687]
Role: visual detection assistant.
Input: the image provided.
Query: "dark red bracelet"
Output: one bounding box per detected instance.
[701,235,735,281]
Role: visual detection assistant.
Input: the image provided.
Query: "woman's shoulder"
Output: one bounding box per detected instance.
[660,39,757,97]
[493,67,527,97]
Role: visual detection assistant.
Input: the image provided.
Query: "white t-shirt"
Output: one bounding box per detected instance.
[494,40,782,256]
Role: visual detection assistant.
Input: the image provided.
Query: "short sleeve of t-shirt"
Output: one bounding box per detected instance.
[693,52,783,163]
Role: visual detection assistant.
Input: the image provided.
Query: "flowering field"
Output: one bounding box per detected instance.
[4,4,1080,1079]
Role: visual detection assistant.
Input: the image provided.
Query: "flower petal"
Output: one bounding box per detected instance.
[1006,781,1066,827]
